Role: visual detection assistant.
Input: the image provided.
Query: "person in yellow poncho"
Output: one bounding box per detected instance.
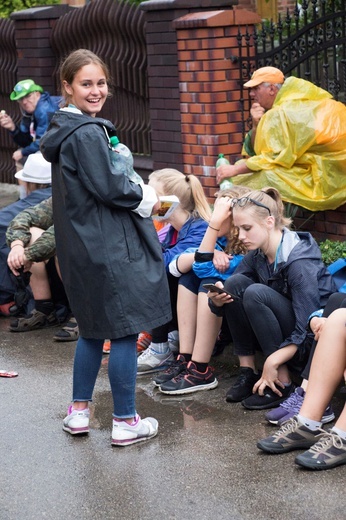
[216,66,346,211]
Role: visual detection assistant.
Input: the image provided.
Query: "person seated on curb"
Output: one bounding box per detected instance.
[208,187,336,410]
[257,307,346,471]
[154,185,248,395]
[6,182,77,341]
[137,168,212,375]
[216,67,346,212]
[0,79,62,197]
[265,291,346,426]
[0,156,52,316]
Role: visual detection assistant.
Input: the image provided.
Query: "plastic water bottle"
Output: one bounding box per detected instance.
[216,153,233,190]
[109,136,142,184]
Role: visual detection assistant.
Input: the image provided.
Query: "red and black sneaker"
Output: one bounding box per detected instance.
[159,361,218,395]
[153,354,188,387]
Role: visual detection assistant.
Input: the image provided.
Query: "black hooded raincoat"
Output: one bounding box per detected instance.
[41,110,171,339]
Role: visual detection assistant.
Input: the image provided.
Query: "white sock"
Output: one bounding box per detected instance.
[150,341,169,354]
[297,414,322,431]
[331,426,346,441]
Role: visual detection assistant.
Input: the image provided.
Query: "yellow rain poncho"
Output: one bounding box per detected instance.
[233,77,346,211]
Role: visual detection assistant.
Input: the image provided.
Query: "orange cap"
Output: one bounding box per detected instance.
[244,67,285,88]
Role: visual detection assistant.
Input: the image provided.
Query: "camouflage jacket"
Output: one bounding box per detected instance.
[6,197,55,262]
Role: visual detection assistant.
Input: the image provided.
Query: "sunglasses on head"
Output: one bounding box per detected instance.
[230,197,271,216]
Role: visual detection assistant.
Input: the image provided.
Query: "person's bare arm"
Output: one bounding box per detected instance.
[249,102,265,148]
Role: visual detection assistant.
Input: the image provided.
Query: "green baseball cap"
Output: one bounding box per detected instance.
[10,79,43,101]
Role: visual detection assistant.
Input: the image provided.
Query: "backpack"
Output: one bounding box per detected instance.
[327,258,346,293]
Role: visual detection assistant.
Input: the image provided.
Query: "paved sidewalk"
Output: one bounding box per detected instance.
[0,182,20,209]
[0,320,344,520]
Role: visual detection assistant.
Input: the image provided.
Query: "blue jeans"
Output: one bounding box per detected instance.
[72,335,137,419]
[223,274,296,358]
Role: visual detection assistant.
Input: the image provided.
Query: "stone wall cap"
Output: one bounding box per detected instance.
[140,0,237,12]
[11,4,74,20]
[173,8,261,28]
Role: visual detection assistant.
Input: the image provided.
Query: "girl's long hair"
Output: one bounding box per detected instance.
[149,168,212,222]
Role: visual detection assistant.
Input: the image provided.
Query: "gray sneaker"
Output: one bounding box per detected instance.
[295,430,346,470]
[257,416,325,454]
[137,347,174,374]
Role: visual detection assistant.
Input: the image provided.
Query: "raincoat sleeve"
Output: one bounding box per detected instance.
[192,254,243,280]
[162,220,208,271]
[279,260,324,350]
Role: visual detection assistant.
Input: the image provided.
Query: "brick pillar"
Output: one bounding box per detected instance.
[173,9,261,199]
[140,0,237,173]
[10,5,73,95]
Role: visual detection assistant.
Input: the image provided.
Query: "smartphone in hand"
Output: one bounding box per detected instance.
[202,283,242,301]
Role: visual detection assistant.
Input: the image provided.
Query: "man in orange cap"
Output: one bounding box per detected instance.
[216,66,284,180]
[242,66,285,153]
[216,66,346,211]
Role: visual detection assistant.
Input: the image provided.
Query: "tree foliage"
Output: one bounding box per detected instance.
[0,0,60,19]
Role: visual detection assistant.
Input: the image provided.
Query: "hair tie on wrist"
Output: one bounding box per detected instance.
[208,224,220,232]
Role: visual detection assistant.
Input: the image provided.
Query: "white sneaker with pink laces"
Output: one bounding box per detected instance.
[111,414,158,446]
[63,405,90,435]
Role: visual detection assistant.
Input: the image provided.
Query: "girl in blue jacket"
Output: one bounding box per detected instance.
[155,185,249,395]
[137,168,212,374]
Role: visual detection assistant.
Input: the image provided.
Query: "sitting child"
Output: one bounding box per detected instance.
[257,307,346,471]
[154,186,248,394]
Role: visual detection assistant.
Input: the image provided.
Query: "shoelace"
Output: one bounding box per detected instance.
[172,367,189,382]
[309,431,344,453]
[162,358,184,375]
[139,347,156,360]
[273,418,324,440]
[279,391,304,412]
[273,417,300,439]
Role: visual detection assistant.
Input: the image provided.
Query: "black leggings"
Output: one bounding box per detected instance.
[301,292,346,380]
[151,273,178,343]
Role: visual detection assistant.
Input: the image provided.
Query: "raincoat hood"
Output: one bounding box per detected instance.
[41,108,115,163]
[234,77,346,211]
[274,77,333,104]
[40,108,172,339]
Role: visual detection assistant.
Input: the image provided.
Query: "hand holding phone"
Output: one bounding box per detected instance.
[202,283,241,301]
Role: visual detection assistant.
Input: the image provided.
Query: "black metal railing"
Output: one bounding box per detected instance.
[234,0,346,139]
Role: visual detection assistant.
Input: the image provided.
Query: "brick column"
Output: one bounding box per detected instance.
[140,0,237,173]
[173,9,261,199]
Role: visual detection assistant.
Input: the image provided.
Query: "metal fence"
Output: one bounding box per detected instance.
[0,0,150,184]
[50,0,150,157]
[0,17,20,183]
[234,0,346,138]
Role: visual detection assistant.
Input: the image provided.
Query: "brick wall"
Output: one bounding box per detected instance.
[294,206,346,243]
[140,0,237,173]
[172,8,346,242]
[173,9,260,199]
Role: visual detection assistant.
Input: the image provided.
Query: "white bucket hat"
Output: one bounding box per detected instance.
[15,152,51,184]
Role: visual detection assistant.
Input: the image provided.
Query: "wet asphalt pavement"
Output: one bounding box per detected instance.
[0,318,345,520]
[0,185,345,519]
